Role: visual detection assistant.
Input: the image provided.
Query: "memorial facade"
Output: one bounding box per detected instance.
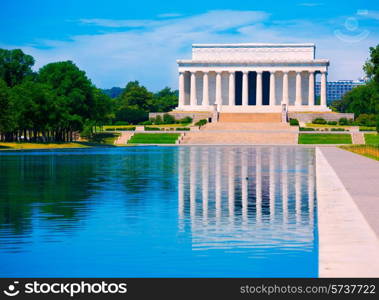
[176,43,331,113]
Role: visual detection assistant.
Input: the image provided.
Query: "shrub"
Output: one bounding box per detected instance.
[139,120,152,125]
[105,127,135,131]
[195,119,208,127]
[377,115,379,133]
[355,114,377,127]
[338,118,348,125]
[144,126,160,131]
[327,121,337,125]
[331,128,345,131]
[179,116,193,124]
[114,121,129,125]
[299,127,315,131]
[176,127,190,131]
[163,113,176,124]
[312,118,327,124]
[154,115,163,125]
[289,118,299,126]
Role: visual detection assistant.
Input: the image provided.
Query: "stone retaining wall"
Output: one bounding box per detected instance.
[289,112,354,123]
[149,111,213,123]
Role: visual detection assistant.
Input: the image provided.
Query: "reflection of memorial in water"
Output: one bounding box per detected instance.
[178,146,316,252]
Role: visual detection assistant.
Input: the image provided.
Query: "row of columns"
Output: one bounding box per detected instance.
[179,70,327,107]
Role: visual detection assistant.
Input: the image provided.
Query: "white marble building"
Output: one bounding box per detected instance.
[176,43,331,112]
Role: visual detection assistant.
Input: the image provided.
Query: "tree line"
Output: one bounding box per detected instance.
[0,48,178,143]
[332,44,379,129]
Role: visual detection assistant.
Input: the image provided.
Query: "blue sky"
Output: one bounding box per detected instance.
[1,0,379,90]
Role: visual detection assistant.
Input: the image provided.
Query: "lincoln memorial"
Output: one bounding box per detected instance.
[176,43,331,113]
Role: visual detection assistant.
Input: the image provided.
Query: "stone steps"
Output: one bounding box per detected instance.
[219,113,282,123]
[114,132,134,145]
[181,132,298,145]
[202,122,293,131]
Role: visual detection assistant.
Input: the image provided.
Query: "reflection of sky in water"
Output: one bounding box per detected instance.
[0,147,317,277]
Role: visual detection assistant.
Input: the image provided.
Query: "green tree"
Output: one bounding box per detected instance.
[38,61,95,137]
[118,81,152,111]
[0,79,16,140]
[150,87,178,112]
[335,44,379,118]
[363,45,379,83]
[0,49,35,87]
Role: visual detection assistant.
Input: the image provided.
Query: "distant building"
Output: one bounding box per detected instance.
[316,79,366,103]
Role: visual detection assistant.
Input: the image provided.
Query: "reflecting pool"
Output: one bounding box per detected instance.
[0,146,317,277]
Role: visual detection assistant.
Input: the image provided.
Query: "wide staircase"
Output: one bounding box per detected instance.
[181,121,298,145]
[219,113,282,123]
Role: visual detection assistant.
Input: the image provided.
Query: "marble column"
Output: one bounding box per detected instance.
[215,72,222,107]
[321,71,327,107]
[190,72,197,106]
[295,72,302,106]
[256,71,262,106]
[228,71,235,106]
[242,71,249,106]
[178,72,185,107]
[269,71,276,106]
[282,71,289,105]
[202,72,209,107]
[308,71,315,106]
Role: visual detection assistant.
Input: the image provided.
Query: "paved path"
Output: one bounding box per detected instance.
[319,147,379,236]
[114,131,134,145]
[316,147,379,277]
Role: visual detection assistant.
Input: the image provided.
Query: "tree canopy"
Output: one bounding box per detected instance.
[0,48,178,142]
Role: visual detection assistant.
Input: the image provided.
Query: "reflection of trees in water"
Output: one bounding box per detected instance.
[0,154,102,235]
[0,148,179,237]
[118,148,177,197]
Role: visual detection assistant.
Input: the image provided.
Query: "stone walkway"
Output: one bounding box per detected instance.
[319,147,379,236]
[114,132,134,145]
[317,147,379,277]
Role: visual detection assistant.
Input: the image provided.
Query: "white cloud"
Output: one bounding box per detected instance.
[2,10,378,90]
[298,2,323,7]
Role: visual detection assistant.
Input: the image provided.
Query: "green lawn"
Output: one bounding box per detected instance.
[0,142,90,150]
[340,145,379,161]
[128,133,180,144]
[365,133,379,145]
[298,133,352,144]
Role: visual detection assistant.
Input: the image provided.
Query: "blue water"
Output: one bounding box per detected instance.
[0,146,317,277]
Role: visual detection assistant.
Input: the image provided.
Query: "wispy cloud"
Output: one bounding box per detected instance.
[298,2,323,7]
[158,13,182,18]
[2,10,377,90]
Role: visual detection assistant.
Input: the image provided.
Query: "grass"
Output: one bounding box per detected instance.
[298,133,352,144]
[365,133,379,145]
[340,145,379,161]
[0,142,90,150]
[128,133,180,144]
[88,132,120,145]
